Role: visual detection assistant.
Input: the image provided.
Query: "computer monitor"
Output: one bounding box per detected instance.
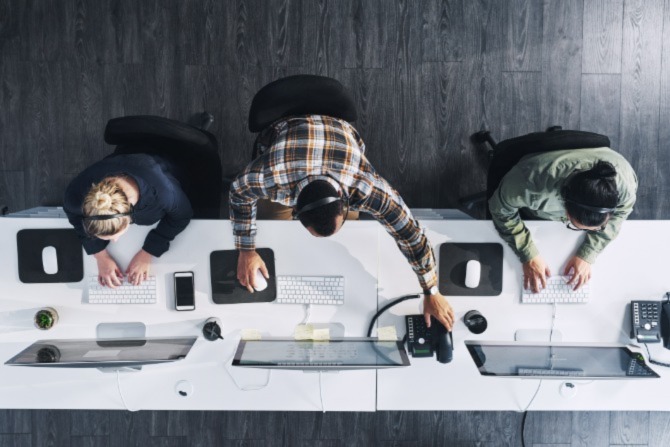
[232,337,410,371]
[465,341,660,379]
[5,337,197,369]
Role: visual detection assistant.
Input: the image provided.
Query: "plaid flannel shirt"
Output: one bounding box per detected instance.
[229,115,437,290]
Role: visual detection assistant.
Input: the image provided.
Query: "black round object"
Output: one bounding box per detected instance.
[464,310,488,334]
[202,319,223,341]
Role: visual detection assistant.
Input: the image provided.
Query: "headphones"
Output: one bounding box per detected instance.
[563,198,615,214]
[292,175,349,220]
[82,205,134,221]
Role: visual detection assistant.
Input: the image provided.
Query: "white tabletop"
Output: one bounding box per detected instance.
[376,220,670,411]
[0,218,381,411]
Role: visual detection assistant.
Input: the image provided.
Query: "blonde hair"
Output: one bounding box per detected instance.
[82,178,132,237]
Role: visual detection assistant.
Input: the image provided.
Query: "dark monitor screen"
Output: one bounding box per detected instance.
[5,337,197,368]
[465,341,660,379]
[233,338,410,370]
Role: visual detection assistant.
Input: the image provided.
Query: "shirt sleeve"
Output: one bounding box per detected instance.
[142,186,193,257]
[488,168,540,263]
[229,160,268,251]
[357,173,437,290]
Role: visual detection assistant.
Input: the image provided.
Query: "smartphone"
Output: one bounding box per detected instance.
[174,271,195,311]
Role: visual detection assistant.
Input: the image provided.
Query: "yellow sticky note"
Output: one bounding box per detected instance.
[312,328,330,341]
[294,324,314,340]
[377,326,398,341]
[241,328,262,340]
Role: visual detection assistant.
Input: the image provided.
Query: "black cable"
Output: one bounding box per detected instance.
[644,343,670,368]
[520,411,528,447]
[366,294,421,337]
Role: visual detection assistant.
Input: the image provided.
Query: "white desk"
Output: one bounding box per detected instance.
[0,218,380,411]
[376,220,670,411]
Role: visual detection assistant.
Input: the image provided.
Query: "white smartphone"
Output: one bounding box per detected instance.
[174,271,195,311]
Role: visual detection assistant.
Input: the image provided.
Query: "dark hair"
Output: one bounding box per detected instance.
[296,180,344,236]
[562,161,618,227]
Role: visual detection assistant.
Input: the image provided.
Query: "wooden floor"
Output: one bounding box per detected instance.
[1,0,670,445]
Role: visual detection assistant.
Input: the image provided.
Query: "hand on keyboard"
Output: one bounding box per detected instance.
[522,255,551,293]
[126,249,152,286]
[93,250,124,288]
[563,256,592,290]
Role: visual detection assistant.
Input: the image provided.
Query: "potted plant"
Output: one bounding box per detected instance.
[34,307,58,330]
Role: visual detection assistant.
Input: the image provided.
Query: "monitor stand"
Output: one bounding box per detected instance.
[514,329,563,342]
[95,322,147,373]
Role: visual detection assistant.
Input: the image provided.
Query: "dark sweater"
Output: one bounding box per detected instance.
[63,153,193,257]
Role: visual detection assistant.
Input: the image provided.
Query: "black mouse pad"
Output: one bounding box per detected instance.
[438,243,502,296]
[17,229,84,283]
[210,248,276,304]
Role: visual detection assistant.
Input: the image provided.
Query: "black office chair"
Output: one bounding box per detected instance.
[248,74,358,158]
[459,126,612,216]
[104,115,223,219]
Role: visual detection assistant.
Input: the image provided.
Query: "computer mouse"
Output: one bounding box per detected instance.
[42,246,58,275]
[465,260,481,288]
[253,270,268,292]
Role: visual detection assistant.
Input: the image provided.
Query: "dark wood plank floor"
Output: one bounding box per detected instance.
[1,0,670,445]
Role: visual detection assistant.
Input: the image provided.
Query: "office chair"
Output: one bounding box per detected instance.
[459,126,611,216]
[104,115,223,219]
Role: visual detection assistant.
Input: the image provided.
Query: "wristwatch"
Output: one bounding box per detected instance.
[423,285,439,296]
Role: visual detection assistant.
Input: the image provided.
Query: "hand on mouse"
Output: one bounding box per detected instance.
[237,250,269,293]
[126,249,152,286]
[93,250,123,288]
[423,293,454,331]
[563,256,591,290]
[523,255,551,293]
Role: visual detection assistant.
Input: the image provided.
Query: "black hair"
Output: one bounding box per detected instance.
[562,161,618,227]
[296,180,344,236]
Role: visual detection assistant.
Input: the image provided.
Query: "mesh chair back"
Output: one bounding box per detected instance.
[486,130,611,199]
[248,75,357,132]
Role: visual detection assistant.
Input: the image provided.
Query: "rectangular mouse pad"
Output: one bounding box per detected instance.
[210,248,276,304]
[17,229,84,283]
[438,243,502,296]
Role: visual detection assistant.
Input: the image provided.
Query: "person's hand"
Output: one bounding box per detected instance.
[423,292,455,331]
[523,255,551,293]
[563,256,591,290]
[93,250,123,288]
[237,250,269,293]
[126,249,152,285]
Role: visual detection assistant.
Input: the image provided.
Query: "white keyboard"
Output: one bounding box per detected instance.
[276,275,344,305]
[86,275,157,304]
[518,367,585,377]
[521,275,589,304]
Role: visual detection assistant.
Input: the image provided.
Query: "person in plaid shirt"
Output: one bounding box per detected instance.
[229,115,454,330]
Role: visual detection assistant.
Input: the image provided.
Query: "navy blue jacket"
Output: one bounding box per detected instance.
[63,154,193,257]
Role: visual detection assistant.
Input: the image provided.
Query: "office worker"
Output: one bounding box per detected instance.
[64,153,193,288]
[489,149,637,293]
[229,114,455,330]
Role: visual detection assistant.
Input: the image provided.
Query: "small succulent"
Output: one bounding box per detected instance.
[35,310,55,329]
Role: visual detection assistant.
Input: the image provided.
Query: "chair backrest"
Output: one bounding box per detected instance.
[104,115,222,219]
[486,130,611,199]
[248,75,357,133]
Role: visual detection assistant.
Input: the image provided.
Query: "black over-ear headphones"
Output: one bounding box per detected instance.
[563,198,615,214]
[293,175,349,220]
[82,205,135,221]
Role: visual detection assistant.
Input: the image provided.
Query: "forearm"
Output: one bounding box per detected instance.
[577,212,628,263]
[489,194,538,262]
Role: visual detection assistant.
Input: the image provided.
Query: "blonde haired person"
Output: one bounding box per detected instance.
[64,153,193,288]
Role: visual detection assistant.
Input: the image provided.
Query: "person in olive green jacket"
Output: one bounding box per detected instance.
[488,148,637,293]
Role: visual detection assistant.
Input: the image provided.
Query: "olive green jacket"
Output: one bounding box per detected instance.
[488,148,638,264]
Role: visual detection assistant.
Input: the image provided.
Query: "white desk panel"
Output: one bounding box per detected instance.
[0,218,380,411]
[377,220,670,411]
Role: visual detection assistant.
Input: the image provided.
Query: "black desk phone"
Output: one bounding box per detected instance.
[405,315,453,363]
[630,299,670,349]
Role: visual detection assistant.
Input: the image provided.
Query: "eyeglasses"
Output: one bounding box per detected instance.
[565,220,605,233]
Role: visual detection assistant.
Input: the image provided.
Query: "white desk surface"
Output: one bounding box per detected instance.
[0,218,380,411]
[376,220,670,411]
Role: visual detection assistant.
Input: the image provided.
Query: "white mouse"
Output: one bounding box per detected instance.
[465,259,481,288]
[42,246,58,275]
[253,270,268,292]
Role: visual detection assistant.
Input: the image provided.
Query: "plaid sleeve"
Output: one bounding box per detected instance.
[229,161,268,250]
[357,174,437,290]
